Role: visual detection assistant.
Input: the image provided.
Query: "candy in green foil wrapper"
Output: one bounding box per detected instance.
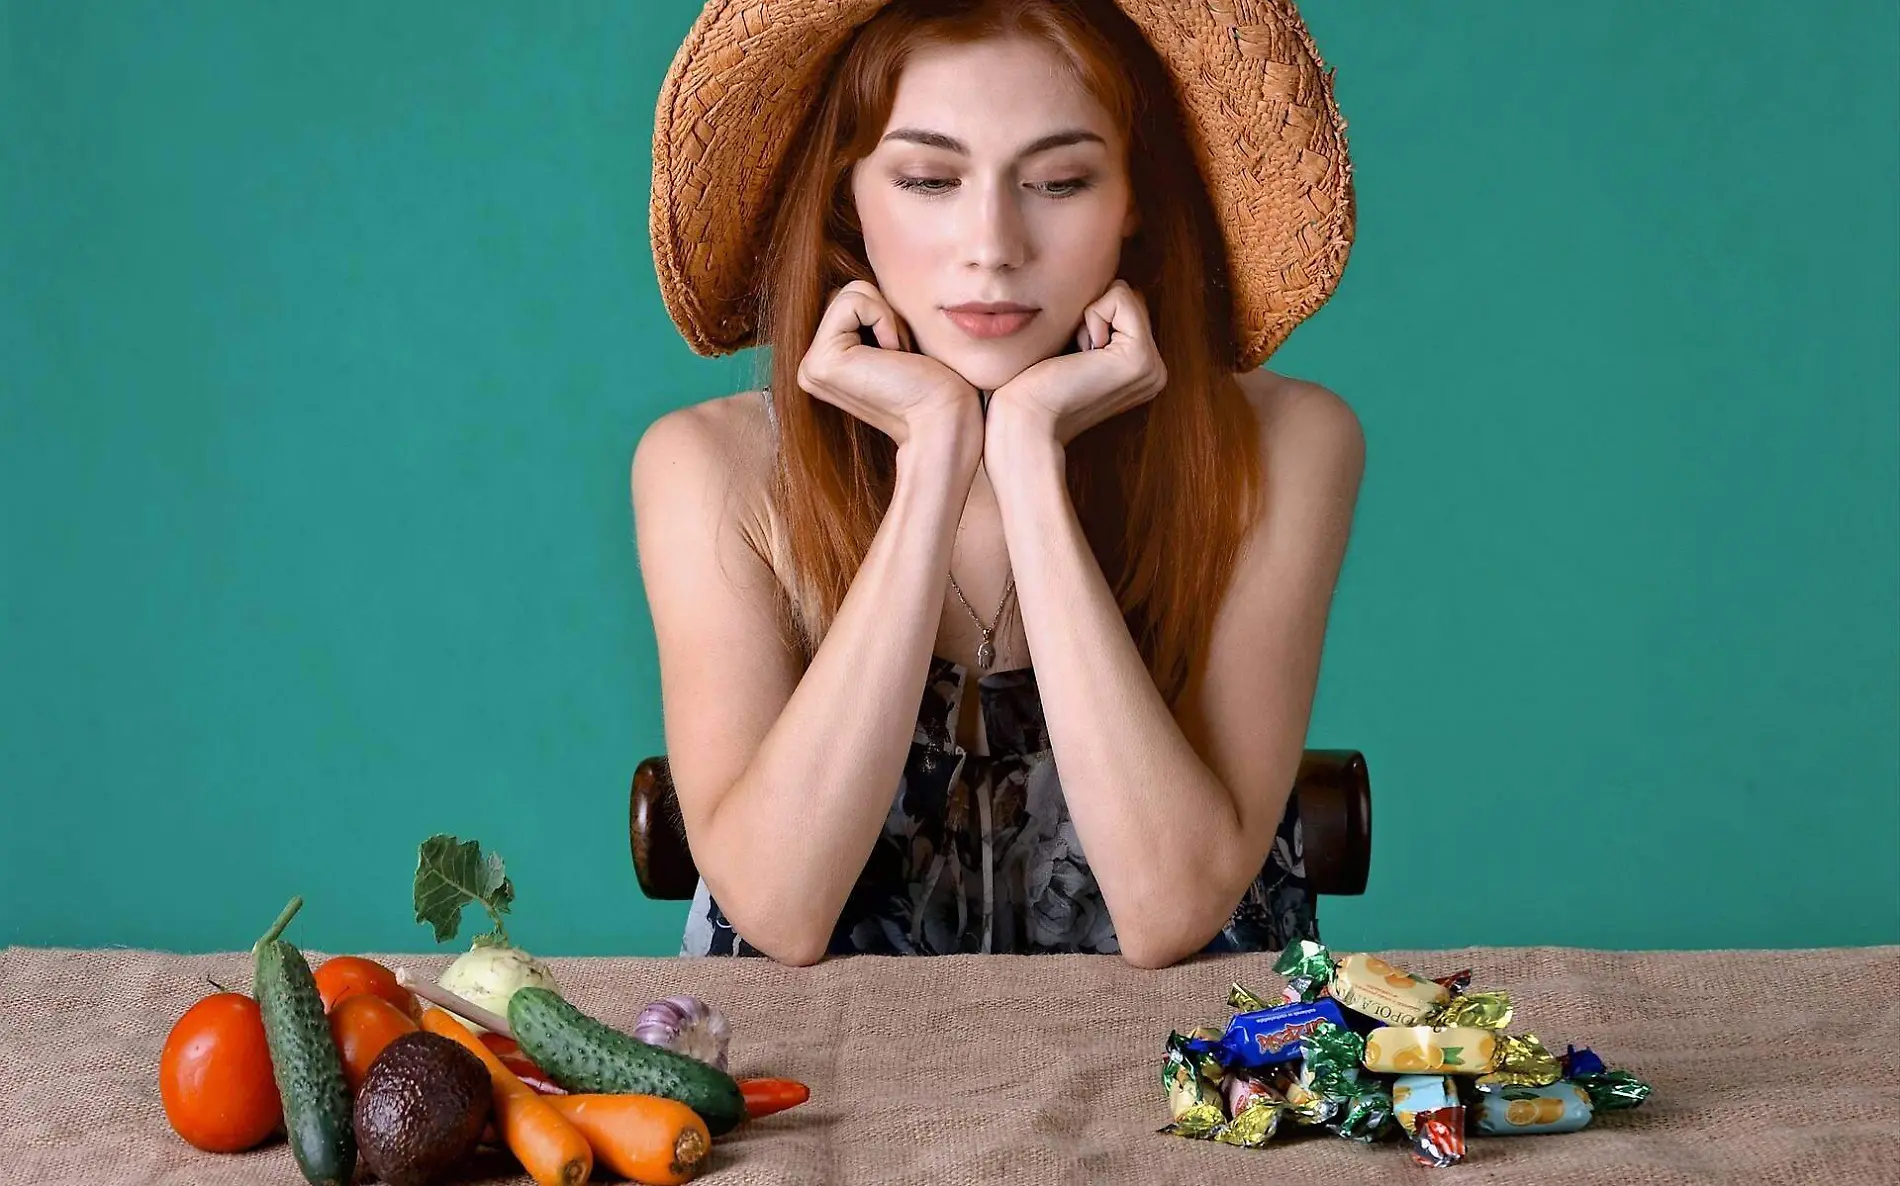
[1328,1082,1396,1143]
[1572,1068,1653,1111]
[1474,1031,1562,1088]
[1296,1020,1394,1143]
[1272,939,1337,1003]
[1298,1020,1366,1097]
[1424,989,1513,1030]
[1163,1031,1226,1120]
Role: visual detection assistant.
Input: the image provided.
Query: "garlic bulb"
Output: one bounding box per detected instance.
[632,994,731,1071]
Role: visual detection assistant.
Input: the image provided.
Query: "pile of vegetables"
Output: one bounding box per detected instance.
[157,835,811,1185]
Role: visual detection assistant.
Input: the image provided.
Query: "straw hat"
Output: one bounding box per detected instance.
[650,0,1354,371]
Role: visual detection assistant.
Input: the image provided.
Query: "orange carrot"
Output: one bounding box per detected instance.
[547,1094,711,1185]
[420,1007,592,1186]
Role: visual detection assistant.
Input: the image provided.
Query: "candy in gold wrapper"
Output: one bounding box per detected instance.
[1425,989,1514,1030]
[1160,1102,1228,1139]
[1331,952,1450,1026]
[1207,1073,1286,1147]
[1159,1036,1287,1146]
[1228,981,1274,1011]
[1280,1075,1341,1125]
[1474,1031,1562,1089]
[1211,1097,1283,1148]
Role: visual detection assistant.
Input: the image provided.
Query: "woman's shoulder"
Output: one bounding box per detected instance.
[1231,368,1367,540]
[1235,368,1359,441]
[631,389,776,492]
[629,389,782,559]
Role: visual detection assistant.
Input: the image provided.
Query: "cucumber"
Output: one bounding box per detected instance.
[509,986,747,1135]
[252,897,355,1186]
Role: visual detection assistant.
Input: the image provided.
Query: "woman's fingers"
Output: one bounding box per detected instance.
[859,301,904,353]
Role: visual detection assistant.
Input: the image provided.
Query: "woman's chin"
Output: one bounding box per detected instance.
[934,344,1052,395]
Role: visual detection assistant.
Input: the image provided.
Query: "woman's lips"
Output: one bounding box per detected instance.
[944,309,1038,339]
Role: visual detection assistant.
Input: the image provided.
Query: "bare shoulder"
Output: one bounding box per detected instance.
[630,388,783,575]
[1234,368,1366,503]
[630,389,775,492]
[1235,369,1363,458]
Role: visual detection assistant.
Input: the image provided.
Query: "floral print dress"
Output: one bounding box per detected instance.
[679,654,1319,958]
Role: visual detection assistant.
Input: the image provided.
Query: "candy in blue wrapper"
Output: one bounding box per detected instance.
[1188,998,1348,1068]
[1560,1044,1607,1078]
[1472,1081,1595,1135]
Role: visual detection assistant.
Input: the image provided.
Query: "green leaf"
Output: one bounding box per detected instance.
[413,834,514,946]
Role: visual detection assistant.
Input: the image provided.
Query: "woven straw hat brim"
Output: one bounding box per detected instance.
[651,0,1353,371]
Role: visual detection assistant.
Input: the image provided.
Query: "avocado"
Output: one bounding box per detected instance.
[352,1031,491,1186]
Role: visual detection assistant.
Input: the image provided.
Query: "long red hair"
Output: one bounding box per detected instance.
[756,0,1261,707]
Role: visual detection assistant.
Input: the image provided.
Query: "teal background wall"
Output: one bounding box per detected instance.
[4,1,1895,958]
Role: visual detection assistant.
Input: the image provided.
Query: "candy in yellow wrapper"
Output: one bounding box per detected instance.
[1474,1031,1562,1088]
[1331,953,1450,1026]
[1363,1025,1501,1074]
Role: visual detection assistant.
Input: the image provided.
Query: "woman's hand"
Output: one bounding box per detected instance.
[797,281,980,450]
[986,280,1167,446]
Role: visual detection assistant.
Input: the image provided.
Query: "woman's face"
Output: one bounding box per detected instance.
[850,35,1137,392]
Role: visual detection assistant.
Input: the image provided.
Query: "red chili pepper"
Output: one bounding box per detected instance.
[740,1078,811,1119]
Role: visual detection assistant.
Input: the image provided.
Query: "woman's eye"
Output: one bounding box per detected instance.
[1031,178,1094,198]
[892,176,957,194]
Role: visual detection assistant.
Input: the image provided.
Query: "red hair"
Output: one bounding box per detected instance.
[755,0,1261,706]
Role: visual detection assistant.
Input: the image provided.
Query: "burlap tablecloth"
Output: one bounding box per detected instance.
[4,944,1898,1185]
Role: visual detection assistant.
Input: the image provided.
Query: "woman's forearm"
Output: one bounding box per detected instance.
[985,414,1251,969]
[696,418,980,965]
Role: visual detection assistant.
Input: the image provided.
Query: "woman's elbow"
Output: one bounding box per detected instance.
[1118,937,1190,971]
[767,937,830,968]
[715,897,833,967]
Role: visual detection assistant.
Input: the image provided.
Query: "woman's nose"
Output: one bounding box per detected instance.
[962,183,1028,272]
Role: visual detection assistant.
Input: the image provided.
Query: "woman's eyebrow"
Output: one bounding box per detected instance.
[880,127,1106,158]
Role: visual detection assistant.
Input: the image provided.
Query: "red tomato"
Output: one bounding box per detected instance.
[328,992,419,1093]
[312,956,419,1019]
[159,992,283,1152]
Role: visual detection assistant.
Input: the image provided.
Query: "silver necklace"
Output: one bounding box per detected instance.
[948,571,1016,672]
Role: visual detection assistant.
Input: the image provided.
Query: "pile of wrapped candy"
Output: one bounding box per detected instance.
[1159,941,1653,1167]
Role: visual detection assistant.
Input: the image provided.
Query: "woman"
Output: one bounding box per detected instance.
[633,0,1363,967]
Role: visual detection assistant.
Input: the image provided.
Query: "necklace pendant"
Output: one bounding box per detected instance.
[976,639,995,671]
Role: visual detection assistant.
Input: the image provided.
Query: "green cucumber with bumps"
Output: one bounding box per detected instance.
[253,897,355,1186]
[508,986,747,1135]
